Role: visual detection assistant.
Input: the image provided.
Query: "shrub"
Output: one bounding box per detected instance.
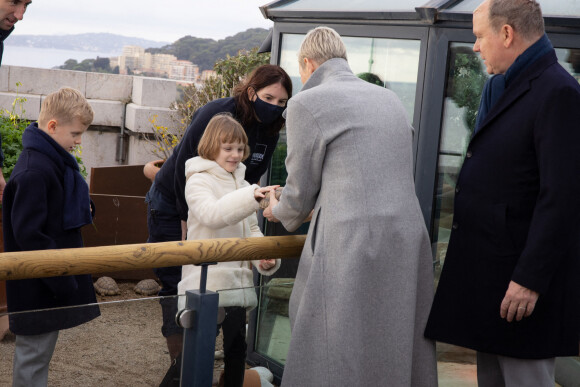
[0,86,28,179]
[0,83,87,180]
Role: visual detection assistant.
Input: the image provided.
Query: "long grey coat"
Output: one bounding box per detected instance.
[273,58,437,386]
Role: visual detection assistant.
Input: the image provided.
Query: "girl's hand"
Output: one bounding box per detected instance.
[259,259,276,271]
[254,186,271,200]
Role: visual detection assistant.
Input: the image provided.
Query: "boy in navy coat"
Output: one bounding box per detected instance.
[4,87,100,386]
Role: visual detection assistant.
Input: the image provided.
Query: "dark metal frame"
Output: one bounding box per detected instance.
[414,27,475,228]
[270,21,429,158]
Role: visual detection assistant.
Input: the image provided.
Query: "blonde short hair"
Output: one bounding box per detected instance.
[298,26,347,67]
[38,87,94,127]
[197,113,250,161]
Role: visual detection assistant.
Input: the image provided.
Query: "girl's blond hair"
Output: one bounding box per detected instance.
[198,113,250,161]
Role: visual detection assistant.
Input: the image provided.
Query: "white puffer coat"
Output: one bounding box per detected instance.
[177,157,280,310]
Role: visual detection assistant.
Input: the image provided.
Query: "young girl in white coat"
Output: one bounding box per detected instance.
[178,113,280,387]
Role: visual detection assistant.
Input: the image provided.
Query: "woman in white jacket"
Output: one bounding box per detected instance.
[178,113,280,387]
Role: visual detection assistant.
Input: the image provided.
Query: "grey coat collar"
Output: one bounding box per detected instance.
[282,58,352,119]
[301,58,353,92]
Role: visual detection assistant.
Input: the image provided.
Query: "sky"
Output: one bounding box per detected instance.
[13,0,274,43]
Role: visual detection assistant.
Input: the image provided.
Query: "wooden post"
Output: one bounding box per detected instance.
[0,235,305,281]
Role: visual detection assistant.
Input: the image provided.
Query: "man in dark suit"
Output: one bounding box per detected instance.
[0,0,31,201]
[425,1,580,386]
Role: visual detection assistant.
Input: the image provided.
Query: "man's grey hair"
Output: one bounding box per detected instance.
[298,26,347,67]
[489,0,544,41]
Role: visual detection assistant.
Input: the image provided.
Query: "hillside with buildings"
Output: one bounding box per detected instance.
[55,28,270,84]
[147,28,269,71]
[113,45,208,83]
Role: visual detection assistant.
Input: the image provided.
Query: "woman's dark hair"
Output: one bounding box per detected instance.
[233,64,292,135]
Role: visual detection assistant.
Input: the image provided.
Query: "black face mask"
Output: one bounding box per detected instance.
[253,95,285,125]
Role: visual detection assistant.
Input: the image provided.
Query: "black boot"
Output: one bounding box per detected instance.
[159,353,181,387]
[222,356,246,387]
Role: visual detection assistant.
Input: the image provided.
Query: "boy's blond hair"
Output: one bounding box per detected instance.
[198,113,250,161]
[38,87,94,127]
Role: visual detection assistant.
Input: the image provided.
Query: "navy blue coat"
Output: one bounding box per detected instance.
[425,50,580,358]
[4,124,100,335]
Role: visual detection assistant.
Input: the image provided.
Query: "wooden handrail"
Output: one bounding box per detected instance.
[0,235,306,281]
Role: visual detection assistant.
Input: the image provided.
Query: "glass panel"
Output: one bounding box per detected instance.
[271,0,423,12]
[280,33,421,122]
[279,34,306,97]
[216,282,293,366]
[253,258,301,365]
[431,42,488,282]
[211,275,297,368]
[252,279,293,365]
[343,36,420,120]
[556,47,580,82]
[0,294,176,385]
[445,0,580,17]
[274,33,305,187]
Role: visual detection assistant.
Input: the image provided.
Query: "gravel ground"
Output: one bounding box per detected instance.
[0,279,226,387]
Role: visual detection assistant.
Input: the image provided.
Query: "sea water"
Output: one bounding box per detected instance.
[2,45,119,69]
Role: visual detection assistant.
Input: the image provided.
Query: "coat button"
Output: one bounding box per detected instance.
[466,150,472,158]
[455,186,460,194]
[452,222,458,230]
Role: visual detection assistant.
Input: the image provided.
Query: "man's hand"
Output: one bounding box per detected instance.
[263,190,280,223]
[500,280,539,322]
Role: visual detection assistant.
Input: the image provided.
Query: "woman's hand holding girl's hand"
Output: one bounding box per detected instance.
[254,185,280,201]
[263,189,280,222]
[259,259,276,271]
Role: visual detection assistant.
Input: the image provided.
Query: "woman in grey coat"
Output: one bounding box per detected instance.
[263,27,437,386]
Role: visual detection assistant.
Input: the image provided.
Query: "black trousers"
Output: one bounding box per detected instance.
[219,307,247,387]
[146,184,183,338]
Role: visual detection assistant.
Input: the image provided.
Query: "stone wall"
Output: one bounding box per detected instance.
[0,65,181,181]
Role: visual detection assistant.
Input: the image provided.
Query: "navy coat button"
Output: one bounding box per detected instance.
[455,186,460,194]
[466,150,473,158]
[452,222,459,230]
